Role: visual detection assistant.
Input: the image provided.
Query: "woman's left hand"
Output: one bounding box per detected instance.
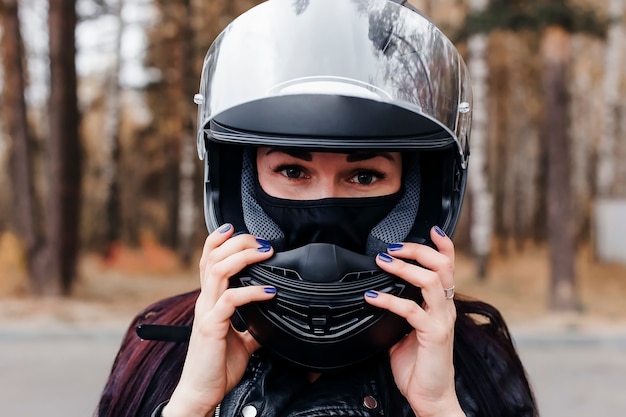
[364,226,465,417]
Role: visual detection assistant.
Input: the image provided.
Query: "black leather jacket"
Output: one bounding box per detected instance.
[217,352,413,417]
[211,342,535,417]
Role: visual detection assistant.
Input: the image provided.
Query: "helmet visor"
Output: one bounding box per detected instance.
[195,0,471,165]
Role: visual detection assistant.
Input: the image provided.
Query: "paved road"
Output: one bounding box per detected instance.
[0,328,123,417]
[1,326,625,417]
[516,334,626,417]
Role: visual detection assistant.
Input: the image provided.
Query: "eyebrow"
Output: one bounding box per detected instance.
[264,148,313,161]
[264,148,395,163]
[345,152,396,163]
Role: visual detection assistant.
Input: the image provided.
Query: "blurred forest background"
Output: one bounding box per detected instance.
[1,0,625,317]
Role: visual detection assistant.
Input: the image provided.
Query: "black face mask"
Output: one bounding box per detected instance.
[255,181,403,254]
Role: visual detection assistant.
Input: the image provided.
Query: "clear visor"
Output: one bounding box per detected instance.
[195,0,472,166]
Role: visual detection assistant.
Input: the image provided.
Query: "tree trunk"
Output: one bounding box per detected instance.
[597,0,624,197]
[467,0,493,279]
[103,0,124,258]
[158,0,187,249]
[48,0,81,295]
[0,0,50,293]
[541,26,579,311]
[488,32,511,254]
[178,134,197,265]
[157,0,197,259]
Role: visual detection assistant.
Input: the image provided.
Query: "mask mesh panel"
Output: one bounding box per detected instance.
[366,154,420,255]
[242,150,284,240]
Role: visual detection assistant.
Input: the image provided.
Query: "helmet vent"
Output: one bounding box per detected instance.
[341,270,378,282]
[259,264,301,280]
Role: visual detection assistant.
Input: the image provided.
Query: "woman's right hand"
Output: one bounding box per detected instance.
[163,224,275,417]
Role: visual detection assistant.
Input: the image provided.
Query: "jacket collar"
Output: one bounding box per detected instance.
[219,351,402,417]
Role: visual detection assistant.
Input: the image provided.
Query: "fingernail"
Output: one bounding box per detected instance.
[257,245,271,253]
[264,286,276,294]
[434,225,446,237]
[365,290,378,298]
[218,223,232,233]
[378,252,394,263]
[387,243,403,251]
[256,237,271,247]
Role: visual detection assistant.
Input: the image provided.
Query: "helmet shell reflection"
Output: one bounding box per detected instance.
[196,0,472,165]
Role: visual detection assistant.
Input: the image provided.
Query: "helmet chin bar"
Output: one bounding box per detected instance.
[230,243,422,371]
[134,243,422,372]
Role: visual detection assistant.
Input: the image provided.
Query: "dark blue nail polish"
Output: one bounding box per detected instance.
[378,252,393,263]
[434,225,446,237]
[387,243,403,251]
[218,223,232,233]
[365,290,378,298]
[256,237,271,247]
[264,286,276,294]
[257,245,271,253]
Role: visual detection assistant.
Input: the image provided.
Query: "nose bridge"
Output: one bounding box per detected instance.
[315,170,341,199]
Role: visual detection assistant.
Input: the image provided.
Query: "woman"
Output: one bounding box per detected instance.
[96,1,538,416]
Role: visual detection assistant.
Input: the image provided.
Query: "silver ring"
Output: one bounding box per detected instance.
[444,285,455,300]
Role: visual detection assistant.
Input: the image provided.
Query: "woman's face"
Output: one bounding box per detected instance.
[256,147,402,200]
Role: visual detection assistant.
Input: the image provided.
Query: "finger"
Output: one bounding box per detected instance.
[386,241,455,291]
[200,234,274,305]
[429,227,456,295]
[204,233,272,272]
[430,226,455,265]
[199,223,235,271]
[214,286,276,322]
[375,253,450,312]
[387,240,454,284]
[195,286,276,335]
[364,290,455,337]
[364,289,426,327]
[204,236,273,282]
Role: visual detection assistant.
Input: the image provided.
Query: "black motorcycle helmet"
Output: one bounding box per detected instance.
[193,0,472,371]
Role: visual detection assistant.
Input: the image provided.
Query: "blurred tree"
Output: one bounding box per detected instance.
[0,0,49,293]
[102,0,124,258]
[148,0,195,263]
[466,0,493,279]
[597,0,624,197]
[540,25,578,310]
[173,0,197,265]
[140,0,263,264]
[47,0,82,295]
[464,0,606,309]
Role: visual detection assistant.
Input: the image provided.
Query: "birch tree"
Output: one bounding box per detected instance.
[597,0,624,197]
[174,0,196,264]
[466,0,493,279]
[102,0,124,257]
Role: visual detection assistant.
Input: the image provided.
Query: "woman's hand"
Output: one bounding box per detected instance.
[364,226,465,417]
[164,224,276,417]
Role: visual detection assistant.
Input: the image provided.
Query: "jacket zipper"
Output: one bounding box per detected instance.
[214,403,221,417]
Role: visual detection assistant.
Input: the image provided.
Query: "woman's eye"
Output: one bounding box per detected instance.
[352,171,384,185]
[278,166,303,179]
